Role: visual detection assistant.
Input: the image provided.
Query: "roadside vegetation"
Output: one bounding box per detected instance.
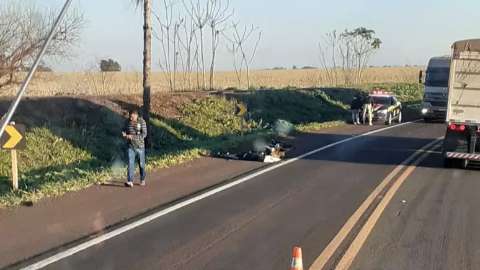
[0,88,347,207]
[0,79,423,208]
[0,1,424,208]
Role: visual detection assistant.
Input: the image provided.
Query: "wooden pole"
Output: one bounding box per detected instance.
[143,0,152,148]
[11,149,18,190]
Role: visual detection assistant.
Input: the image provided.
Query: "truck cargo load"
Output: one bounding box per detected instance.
[447,39,480,124]
[443,39,480,168]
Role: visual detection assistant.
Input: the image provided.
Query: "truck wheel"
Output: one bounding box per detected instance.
[444,158,453,168]
[444,158,461,168]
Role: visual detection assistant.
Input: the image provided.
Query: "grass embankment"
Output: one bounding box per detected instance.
[0,88,350,207]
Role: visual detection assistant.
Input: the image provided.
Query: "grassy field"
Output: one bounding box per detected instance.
[1,67,421,96]
[0,81,424,208]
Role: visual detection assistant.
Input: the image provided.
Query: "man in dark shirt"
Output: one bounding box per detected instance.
[122,109,148,187]
[350,95,362,125]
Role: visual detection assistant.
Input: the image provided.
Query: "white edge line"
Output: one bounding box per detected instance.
[21,120,423,270]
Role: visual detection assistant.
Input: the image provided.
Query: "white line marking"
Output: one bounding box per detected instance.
[21,121,423,270]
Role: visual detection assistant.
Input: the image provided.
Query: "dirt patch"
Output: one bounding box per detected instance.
[0,92,210,127]
[105,92,208,119]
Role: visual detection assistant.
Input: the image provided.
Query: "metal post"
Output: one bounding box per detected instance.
[11,149,18,190]
[0,0,74,139]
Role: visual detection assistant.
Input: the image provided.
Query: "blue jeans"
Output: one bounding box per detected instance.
[127,147,146,183]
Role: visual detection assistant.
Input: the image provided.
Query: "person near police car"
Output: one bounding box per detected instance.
[122,109,148,187]
[350,95,362,125]
[362,95,374,126]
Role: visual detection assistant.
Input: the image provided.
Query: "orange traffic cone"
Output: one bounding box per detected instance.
[290,246,303,270]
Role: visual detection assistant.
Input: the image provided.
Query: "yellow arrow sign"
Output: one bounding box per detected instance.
[4,125,23,149]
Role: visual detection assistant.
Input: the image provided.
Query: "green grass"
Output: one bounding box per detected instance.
[0,84,423,207]
[0,96,270,207]
[229,89,349,125]
[0,128,110,206]
[179,97,258,137]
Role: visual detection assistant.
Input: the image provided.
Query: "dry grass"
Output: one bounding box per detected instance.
[1,67,420,96]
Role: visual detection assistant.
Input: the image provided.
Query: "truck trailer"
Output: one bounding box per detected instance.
[443,39,480,168]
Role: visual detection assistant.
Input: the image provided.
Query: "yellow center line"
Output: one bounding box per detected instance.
[334,144,441,270]
[309,138,442,270]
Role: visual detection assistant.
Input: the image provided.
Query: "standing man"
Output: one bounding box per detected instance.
[350,95,362,125]
[122,109,148,187]
[362,95,374,126]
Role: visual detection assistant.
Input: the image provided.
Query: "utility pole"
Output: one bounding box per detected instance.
[142,0,153,148]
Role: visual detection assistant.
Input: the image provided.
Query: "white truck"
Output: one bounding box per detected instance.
[421,56,451,122]
[443,39,480,168]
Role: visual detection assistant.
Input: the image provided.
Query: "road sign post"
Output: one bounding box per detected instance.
[11,150,18,190]
[0,123,26,190]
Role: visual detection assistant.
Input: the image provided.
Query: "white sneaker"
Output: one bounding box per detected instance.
[124,182,133,188]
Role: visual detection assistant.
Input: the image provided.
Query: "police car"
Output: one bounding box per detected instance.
[368,91,403,125]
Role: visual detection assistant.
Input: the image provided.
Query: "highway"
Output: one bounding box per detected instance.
[18,121,474,270]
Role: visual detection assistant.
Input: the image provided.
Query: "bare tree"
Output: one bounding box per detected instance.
[152,0,238,92]
[226,23,262,89]
[318,27,381,86]
[0,2,83,88]
[183,0,210,90]
[173,20,183,91]
[318,31,340,86]
[207,0,232,90]
[153,0,177,91]
[178,18,197,90]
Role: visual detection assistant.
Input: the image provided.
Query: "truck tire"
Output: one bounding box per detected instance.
[444,158,461,168]
[444,158,454,168]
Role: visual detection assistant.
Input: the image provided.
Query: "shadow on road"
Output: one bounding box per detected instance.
[208,122,448,170]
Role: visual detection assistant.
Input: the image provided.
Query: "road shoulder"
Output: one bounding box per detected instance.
[0,124,377,269]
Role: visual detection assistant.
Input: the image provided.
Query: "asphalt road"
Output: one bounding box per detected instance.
[25,122,453,270]
[350,136,480,270]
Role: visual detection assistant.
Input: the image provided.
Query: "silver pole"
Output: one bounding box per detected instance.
[0,0,74,138]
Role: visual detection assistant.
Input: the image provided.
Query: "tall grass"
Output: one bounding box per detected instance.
[2,67,421,96]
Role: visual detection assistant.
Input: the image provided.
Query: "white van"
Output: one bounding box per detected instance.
[421,56,451,121]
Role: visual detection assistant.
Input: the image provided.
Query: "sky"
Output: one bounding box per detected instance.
[39,0,480,72]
